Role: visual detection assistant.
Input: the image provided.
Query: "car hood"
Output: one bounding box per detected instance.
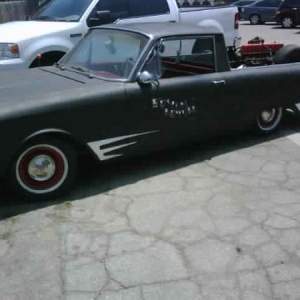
[0,67,123,118]
[0,21,79,42]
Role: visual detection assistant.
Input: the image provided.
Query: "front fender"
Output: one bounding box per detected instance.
[22,37,75,68]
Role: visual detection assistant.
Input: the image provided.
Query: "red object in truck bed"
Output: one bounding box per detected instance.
[240,43,284,55]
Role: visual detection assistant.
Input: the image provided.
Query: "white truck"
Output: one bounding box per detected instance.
[0,0,240,71]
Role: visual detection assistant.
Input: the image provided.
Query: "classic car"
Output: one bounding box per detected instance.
[0,22,300,200]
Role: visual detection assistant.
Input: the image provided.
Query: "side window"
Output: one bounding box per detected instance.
[255,0,269,6]
[158,37,216,79]
[271,0,281,6]
[128,0,170,17]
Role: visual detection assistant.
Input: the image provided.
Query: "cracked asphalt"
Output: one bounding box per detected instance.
[1,23,300,300]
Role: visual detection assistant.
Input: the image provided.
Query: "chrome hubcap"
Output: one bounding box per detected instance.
[28,155,56,181]
[251,15,259,24]
[261,109,275,123]
[283,18,292,27]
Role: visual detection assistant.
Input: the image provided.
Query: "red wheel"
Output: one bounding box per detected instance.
[10,139,77,200]
[256,107,283,133]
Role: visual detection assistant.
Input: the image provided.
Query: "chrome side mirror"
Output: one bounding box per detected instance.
[138,71,154,84]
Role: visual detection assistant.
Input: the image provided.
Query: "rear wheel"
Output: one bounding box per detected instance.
[281,16,294,28]
[256,107,283,133]
[273,44,300,64]
[9,138,77,200]
[250,14,261,25]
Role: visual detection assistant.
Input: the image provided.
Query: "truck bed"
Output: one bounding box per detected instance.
[179,5,240,47]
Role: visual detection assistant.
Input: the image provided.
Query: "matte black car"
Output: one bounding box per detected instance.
[0,22,299,200]
[239,0,281,24]
[275,0,300,28]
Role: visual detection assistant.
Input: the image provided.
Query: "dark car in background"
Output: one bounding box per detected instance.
[231,0,257,13]
[275,0,300,28]
[240,0,281,24]
[230,0,257,18]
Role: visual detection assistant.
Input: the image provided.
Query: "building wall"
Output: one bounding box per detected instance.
[0,1,28,23]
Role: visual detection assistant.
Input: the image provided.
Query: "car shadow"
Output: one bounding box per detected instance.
[240,22,279,26]
[1,115,300,221]
[270,25,300,31]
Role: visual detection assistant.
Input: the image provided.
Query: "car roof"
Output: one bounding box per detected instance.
[231,0,256,4]
[92,22,223,39]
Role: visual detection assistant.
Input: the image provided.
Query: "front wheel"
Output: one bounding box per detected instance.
[9,138,77,200]
[256,107,283,134]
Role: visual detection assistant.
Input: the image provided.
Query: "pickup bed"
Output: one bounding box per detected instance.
[0,0,239,71]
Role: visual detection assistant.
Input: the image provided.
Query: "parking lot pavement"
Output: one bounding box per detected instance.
[239,21,300,45]
[1,24,300,300]
[1,119,300,300]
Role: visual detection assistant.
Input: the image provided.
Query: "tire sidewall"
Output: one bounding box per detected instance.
[250,14,260,25]
[256,107,283,134]
[282,16,294,28]
[9,138,77,200]
[273,44,300,64]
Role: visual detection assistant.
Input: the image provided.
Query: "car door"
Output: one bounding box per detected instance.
[290,0,300,24]
[255,0,280,21]
[125,36,227,149]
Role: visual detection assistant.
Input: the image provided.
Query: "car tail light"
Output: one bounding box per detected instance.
[234,12,239,29]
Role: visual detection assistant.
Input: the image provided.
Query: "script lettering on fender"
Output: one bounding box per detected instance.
[152,98,197,119]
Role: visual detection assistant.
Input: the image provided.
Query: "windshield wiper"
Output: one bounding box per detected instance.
[34,16,57,21]
[70,65,94,78]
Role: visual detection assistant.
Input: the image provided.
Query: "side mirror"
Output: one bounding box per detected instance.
[138,71,154,84]
[88,10,110,27]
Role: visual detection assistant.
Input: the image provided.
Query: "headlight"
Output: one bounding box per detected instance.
[0,43,19,60]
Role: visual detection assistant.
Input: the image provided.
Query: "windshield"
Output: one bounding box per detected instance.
[60,29,149,80]
[33,0,92,22]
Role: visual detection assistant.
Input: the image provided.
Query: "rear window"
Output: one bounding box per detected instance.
[128,0,170,16]
[255,0,281,6]
[95,0,170,20]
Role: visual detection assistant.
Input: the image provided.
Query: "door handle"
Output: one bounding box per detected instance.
[212,80,226,85]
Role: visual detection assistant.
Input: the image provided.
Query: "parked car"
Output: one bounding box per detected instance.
[0,0,240,72]
[240,0,281,24]
[230,0,257,16]
[0,22,299,200]
[274,0,300,28]
[230,0,258,19]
